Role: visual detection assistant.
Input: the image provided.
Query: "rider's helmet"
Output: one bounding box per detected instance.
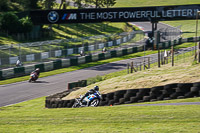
[94,86,99,91]
[36,68,40,71]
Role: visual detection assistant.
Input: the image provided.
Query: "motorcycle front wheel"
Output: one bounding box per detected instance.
[89,98,100,107]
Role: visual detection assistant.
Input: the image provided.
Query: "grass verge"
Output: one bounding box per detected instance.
[0,96,199,132]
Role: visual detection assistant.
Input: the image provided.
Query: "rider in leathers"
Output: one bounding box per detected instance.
[80,86,100,106]
[32,68,40,80]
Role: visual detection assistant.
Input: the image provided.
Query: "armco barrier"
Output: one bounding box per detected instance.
[78,56,86,64]
[110,50,117,57]
[70,58,78,66]
[14,67,25,77]
[35,63,45,72]
[61,58,70,68]
[24,65,35,74]
[0,36,199,80]
[98,53,105,60]
[85,55,92,63]
[53,60,62,70]
[44,61,54,71]
[0,71,2,80]
[122,49,128,55]
[45,82,200,108]
[2,68,14,79]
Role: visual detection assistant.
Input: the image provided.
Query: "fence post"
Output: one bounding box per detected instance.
[131,61,133,73]
[143,59,145,70]
[197,42,200,63]
[127,63,129,74]
[148,57,150,69]
[136,62,138,71]
[172,45,174,66]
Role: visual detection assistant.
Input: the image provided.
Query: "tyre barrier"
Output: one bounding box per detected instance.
[45,82,200,108]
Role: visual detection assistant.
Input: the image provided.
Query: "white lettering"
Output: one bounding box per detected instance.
[187,9,193,16]
[141,11,146,18]
[129,12,136,18]
[119,12,124,18]
[182,9,187,16]
[124,11,129,19]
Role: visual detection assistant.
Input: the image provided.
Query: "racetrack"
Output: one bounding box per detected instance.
[0,54,157,107]
[0,22,183,107]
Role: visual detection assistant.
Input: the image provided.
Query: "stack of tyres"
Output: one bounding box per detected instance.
[99,92,114,106]
[113,90,127,105]
[157,83,177,100]
[67,99,75,108]
[123,89,138,104]
[128,88,150,103]
[137,88,151,102]
[172,83,193,99]
[149,86,164,102]
[186,82,200,98]
[99,94,108,106]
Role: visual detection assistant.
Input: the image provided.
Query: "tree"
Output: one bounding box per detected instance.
[29,0,40,9]
[72,0,82,9]
[1,12,33,34]
[1,12,20,34]
[93,0,116,8]
[44,0,56,9]
[18,16,33,33]
[0,0,10,11]
[104,0,116,8]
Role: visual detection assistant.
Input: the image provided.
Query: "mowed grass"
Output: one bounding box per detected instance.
[0,96,200,133]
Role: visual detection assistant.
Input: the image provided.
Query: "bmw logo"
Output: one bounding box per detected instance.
[47,11,59,23]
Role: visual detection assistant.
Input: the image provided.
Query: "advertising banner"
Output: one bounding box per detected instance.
[30,4,200,24]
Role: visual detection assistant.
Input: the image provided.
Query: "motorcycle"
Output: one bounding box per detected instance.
[28,72,38,82]
[72,92,101,108]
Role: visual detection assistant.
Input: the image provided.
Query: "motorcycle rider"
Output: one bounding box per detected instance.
[80,86,100,106]
[32,68,40,80]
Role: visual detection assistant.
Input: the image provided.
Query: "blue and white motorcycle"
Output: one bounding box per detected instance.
[72,92,101,108]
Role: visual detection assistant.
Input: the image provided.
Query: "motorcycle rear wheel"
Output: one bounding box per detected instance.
[72,99,81,108]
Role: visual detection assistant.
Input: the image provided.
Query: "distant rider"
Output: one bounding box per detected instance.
[16,59,22,67]
[80,86,100,106]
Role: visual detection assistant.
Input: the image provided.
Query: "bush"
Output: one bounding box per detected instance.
[1,12,20,34]
[87,75,103,85]
[1,12,33,34]
[18,16,33,33]
[0,0,9,11]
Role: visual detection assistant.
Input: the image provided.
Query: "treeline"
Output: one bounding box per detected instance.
[0,0,116,11]
[71,0,116,9]
[0,0,116,40]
